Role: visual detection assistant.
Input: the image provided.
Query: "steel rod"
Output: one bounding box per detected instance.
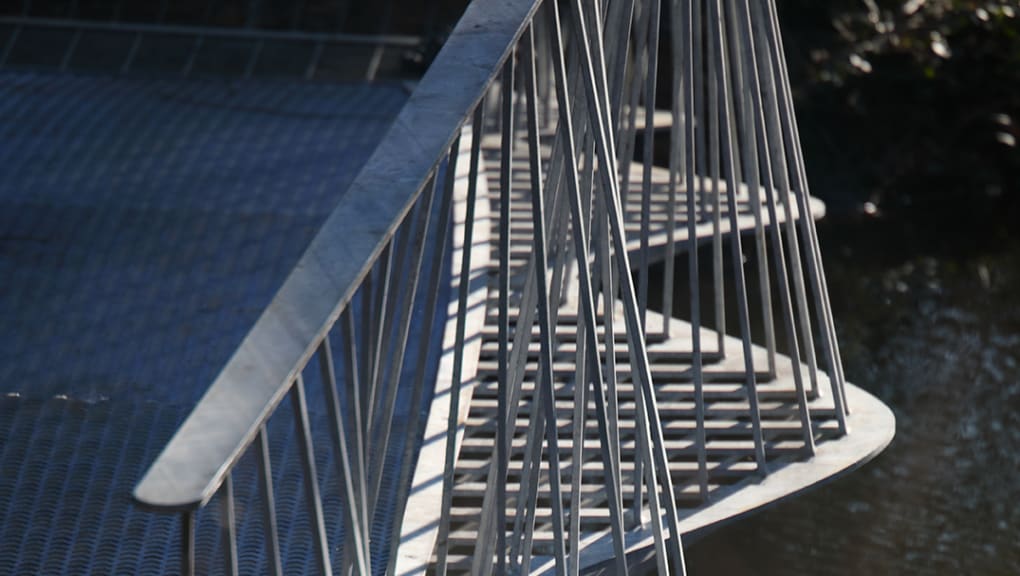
[639,0,662,335]
[567,0,687,569]
[435,104,485,576]
[729,0,814,452]
[341,308,371,575]
[496,55,515,576]
[760,0,850,416]
[291,376,333,576]
[218,475,239,576]
[680,0,710,498]
[368,173,437,513]
[545,1,629,569]
[722,2,777,377]
[523,24,568,573]
[180,511,195,576]
[254,427,283,576]
[386,154,457,576]
[709,0,767,473]
[318,336,371,575]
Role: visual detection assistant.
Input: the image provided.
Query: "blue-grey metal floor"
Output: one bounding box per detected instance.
[0,71,420,573]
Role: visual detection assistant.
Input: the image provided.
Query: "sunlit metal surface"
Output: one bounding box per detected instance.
[130,0,895,574]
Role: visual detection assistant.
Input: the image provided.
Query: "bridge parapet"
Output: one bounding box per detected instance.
[132,0,893,574]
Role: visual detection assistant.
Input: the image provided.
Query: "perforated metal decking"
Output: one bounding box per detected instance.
[0,72,419,574]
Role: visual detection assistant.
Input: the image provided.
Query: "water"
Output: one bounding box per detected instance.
[684,219,1020,575]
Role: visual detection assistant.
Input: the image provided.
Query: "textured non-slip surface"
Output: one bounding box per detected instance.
[0,71,413,574]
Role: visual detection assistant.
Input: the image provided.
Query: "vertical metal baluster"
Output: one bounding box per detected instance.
[364,244,393,483]
[771,0,848,407]
[59,29,82,72]
[369,229,409,461]
[581,0,622,153]
[244,38,264,79]
[254,427,283,576]
[586,97,625,520]
[1,25,22,69]
[291,375,333,575]
[547,171,573,314]
[567,1,689,570]
[694,0,708,219]
[509,309,547,569]
[618,0,649,212]
[180,511,196,576]
[469,57,515,576]
[120,32,142,74]
[603,0,636,133]
[476,6,637,569]
[579,0,697,566]
[495,55,515,576]
[569,310,588,576]
[366,43,386,81]
[710,0,768,473]
[435,104,485,576]
[663,0,685,337]
[761,0,849,415]
[545,3,629,570]
[305,41,324,80]
[633,358,670,576]
[523,25,568,574]
[387,144,458,576]
[368,251,388,393]
[218,475,239,576]
[516,401,546,573]
[358,267,376,461]
[729,0,814,452]
[723,0,777,379]
[182,36,204,77]
[598,191,624,491]
[586,0,649,526]
[639,0,661,335]
[368,174,438,511]
[680,0,710,498]
[510,104,552,576]
[341,309,371,575]
[506,119,580,575]
[708,0,728,356]
[558,22,587,576]
[318,336,371,575]
[534,13,553,129]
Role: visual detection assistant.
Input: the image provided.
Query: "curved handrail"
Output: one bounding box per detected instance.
[132,0,543,512]
[127,0,882,574]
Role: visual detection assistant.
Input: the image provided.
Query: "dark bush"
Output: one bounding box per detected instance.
[778,0,1020,253]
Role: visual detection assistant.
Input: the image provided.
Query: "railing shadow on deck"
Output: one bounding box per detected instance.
[131,0,870,575]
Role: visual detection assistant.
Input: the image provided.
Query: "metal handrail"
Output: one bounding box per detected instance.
[130,0,856,573]
[0,16,422,47]
[133,0,541,514]
[132,1,546,574]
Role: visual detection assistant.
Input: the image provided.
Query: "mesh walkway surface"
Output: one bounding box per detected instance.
[0,71,415,573]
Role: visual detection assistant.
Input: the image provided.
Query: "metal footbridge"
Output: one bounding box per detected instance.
[0,0,895,574]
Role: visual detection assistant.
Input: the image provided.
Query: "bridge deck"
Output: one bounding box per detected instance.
[397,124,892,575]
[0,71,411,574]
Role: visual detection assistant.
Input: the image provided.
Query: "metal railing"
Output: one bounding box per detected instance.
[0,14,420,79]
[132,0,850,574]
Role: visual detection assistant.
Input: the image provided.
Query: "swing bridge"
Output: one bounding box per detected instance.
[0,0,894,574]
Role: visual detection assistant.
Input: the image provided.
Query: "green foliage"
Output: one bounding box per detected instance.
[778,0,1020,252]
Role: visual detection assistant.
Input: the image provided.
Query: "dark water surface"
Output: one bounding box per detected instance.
[684,220,1020,575]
